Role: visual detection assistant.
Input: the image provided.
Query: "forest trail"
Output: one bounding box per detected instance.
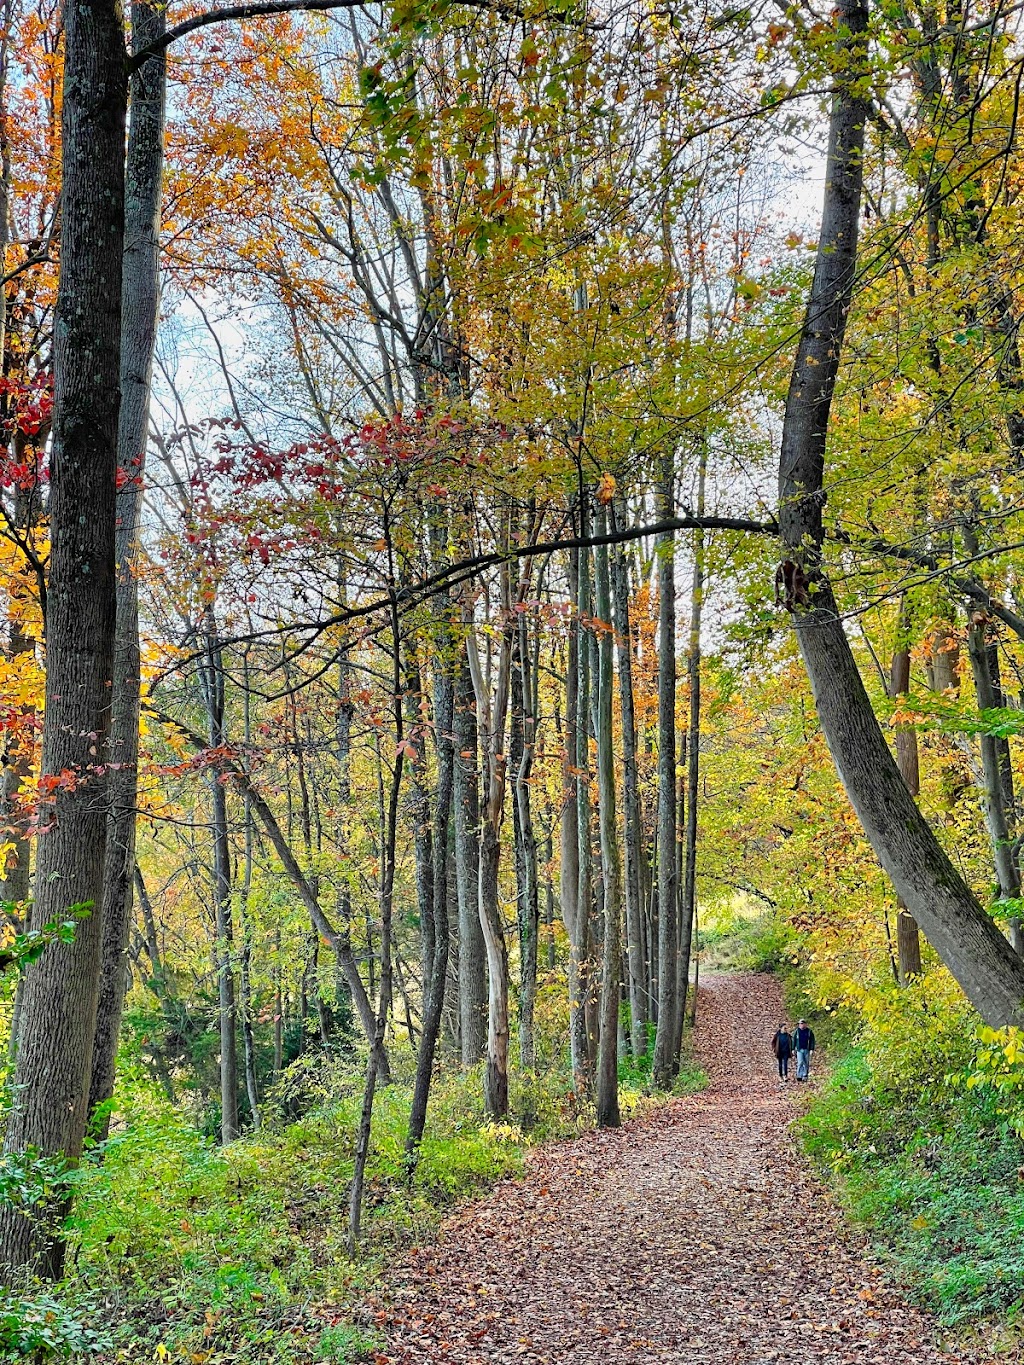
[378,973,991,1365]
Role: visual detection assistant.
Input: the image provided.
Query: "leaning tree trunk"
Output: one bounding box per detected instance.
[777,0,1024,1028]
[88,0,166,1136]
[0,0,126,1281]
[594,508,621,1128]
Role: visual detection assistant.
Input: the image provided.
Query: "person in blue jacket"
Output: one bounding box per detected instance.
[771,1024,793,1082]
[793,1019,816,1081]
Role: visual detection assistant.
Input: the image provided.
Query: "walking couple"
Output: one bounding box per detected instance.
[771,1020,815,1083]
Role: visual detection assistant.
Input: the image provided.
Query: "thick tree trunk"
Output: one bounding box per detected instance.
[88,0,166,1136]
[453,654,486,1064]
[594,512,621,1127]
[0,0,126,1280]
[610,496,646,1055]
[652,456,678,1089]
[778,0,1024,1028]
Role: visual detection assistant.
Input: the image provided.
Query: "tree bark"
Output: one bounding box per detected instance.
[0,0,126,1280]
[967,618,1023,951]
[653,453,678,1089]
[466,576,513,1120]
[889,625,923,980]
[406,602,455,1168]
[349,606,405,1253]
[514,606,540,1070]
[778,0,1024,1028]
[201,618,239,1145]
[678,448,706,1030]
[594,508,621,1127]
[610,495,646,1055]
[575,526,596,1094]
[453,652,486,1064]
[560,547,589,1086]
[88,0,166,1137]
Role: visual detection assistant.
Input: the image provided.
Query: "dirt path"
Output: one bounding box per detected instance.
[379,973,991,1364]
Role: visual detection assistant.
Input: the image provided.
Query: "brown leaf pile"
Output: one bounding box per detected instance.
[374,974,996,1364]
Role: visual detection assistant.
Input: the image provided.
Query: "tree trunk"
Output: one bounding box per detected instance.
[560,549,589,1085]
[678,448,706,1030]
[889,625,923,980]
[453,653,486,1064]
[575,528,596,1094]
[778,0,1024,1028]
[406,614,455,1169]
[0,0,125,1280]
[652,454,678,1089]
[594,509,621,1127]
[239,795,260,1128]
[466,584,513,1120]
[349,621,405,1252]
[336,636,391,1080]
[88,0,166,1137]
[610,495,646,1055]
[202,619,239,1145]
[514,608,540,1071]
[967,618,1023,950]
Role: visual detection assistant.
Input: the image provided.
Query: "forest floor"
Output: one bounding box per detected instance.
[372,972,997,1364]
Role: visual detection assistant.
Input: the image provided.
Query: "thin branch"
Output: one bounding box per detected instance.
[129,0,526,69]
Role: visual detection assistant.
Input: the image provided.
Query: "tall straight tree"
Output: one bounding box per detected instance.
[594,503,621,1127]
[652,448,678,1089]
[89,0,167,1134]
[610,495,647,1054]
[778,0,1024,1027]
[0,0,126,1277]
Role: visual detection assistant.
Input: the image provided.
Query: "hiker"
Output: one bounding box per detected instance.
[793,1019,816,1082]
[771,1023,793,1082]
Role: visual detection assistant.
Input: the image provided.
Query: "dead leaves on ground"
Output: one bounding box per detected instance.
[374,975,994,1365]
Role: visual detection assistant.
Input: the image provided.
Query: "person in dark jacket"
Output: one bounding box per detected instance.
[771,1024,793,1082]
[793,1019,816,1081]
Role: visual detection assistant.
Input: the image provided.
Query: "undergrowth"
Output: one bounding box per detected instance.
[12,1035,699,1364]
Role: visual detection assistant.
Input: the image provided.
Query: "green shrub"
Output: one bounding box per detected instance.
[798,988,1024,1324]
[0,1288,111,1362]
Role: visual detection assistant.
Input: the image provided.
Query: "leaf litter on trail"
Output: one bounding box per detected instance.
[375,974,998,1365]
